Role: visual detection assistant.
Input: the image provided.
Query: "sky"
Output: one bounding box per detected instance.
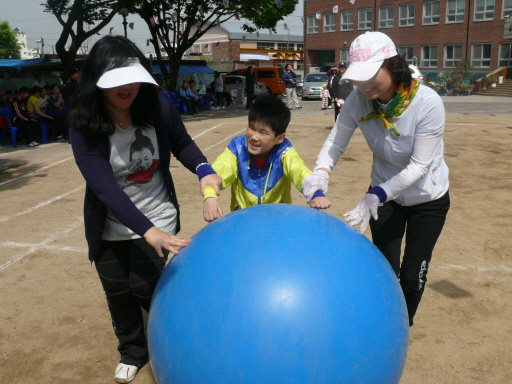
[0,0,305,56]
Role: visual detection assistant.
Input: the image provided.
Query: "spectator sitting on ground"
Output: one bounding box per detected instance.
[177,80,200,115]
[32,73,48,88]
[0,71,16,93]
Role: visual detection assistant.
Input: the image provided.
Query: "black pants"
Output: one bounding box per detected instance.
[246,87,254,109]
[14,119,40,145]
[370,191,450,326]
[95,238,168,366]
[334,102,342,122]
[215,92,225,107]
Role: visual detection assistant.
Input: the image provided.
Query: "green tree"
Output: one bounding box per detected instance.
[131,0,298,90]
[42,0,131,72]
[0,21,21,59]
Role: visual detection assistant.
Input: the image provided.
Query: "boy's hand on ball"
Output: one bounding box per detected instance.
[144,226,191,257]
[310,196,331,209]
[203,198,223,222]
[343,193,379,234]
[303,169,330,202]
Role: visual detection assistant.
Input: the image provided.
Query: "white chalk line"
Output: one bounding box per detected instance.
[0,220,85,271]
[435,264,512,273]
[204,129,246,151]
[0,185,85,224]
[0,156,74,186]
[192,123,225,140]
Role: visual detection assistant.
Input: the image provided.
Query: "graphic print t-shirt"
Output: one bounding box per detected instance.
[102,124,177,240]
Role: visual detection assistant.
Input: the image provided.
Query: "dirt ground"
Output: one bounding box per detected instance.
[1,95,511,384]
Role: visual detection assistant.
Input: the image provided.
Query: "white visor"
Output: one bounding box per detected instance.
[96,60,158,89]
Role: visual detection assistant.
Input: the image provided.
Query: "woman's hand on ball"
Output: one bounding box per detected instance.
[143,226,191,257]
[343,193,379,234]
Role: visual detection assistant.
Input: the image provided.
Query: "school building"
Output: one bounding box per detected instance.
[303,0,512,78]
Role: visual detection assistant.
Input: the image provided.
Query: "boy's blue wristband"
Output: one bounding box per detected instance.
[367,186,387,203]
[311,190,325,200]
[196,163,216,180]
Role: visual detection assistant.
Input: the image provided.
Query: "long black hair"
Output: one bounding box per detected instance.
[69,35,159,137]
[381,54,412,88]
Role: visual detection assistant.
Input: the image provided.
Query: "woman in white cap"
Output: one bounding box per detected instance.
[304,31,450,327]
[69,35,221,383]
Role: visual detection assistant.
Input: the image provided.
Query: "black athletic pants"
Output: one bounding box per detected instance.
[370,191,450,326]
[95,238,168,366]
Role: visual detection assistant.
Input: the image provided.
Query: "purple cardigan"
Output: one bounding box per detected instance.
[70,95,209,262]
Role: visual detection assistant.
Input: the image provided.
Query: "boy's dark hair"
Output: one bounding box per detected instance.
[31,86,42,95]
[69,35,159,137]
[18,86,29,95]
[382,54,412,88]
[248,95,290,136]
[68,68,78,77]
[60,72,69,83]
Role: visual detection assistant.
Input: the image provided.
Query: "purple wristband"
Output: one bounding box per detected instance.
[196,164,216,180]
[311,190,325,200]
[367,186,387,203]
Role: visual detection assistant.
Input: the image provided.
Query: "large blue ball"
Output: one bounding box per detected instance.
[148,204,408,384]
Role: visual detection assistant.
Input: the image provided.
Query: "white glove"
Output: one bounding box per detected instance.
[343,193,380,234]
[302,169,329,203]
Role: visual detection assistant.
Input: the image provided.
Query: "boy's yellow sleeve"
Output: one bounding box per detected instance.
[211,147,239,190]
[281,147,313,193]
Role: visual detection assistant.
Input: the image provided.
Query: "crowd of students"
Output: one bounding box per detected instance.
[0,69,79,147]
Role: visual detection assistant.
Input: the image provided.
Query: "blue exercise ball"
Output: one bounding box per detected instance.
[148,204,408,384]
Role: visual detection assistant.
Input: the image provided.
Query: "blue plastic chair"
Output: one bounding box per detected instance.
[0,108,21,148]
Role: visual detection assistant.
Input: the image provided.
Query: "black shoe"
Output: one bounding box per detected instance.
[296,106,302,110]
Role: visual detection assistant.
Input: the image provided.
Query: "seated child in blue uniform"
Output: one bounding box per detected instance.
[203,95,330,222]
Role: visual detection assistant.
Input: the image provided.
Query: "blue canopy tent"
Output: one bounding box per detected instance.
[0,56,53,73]
[151,63,216,91]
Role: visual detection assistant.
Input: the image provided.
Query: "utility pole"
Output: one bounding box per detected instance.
[41,37,44,56]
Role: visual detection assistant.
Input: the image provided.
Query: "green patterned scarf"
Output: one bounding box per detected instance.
[359,78,420,136]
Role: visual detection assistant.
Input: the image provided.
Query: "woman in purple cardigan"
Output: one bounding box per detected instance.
[69,35,221,383]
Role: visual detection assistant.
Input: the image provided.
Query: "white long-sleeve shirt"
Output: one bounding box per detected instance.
[315,85,449,206]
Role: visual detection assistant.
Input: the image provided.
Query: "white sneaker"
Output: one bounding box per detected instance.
[328,106,332,109]
[222,106,225,109]
[114,363,138,383]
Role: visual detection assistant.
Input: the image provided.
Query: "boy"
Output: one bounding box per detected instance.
[12,86,41,147]
[203,96,330,222]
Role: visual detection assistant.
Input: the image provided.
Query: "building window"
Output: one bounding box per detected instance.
[379,6,394,28]
[340,48,350,63]
[324,12,336,32]
[399,3,416,26]
[307,15,319,33]
[398,46,414,64]
[423,1,440,24]
[446,0,466,22]
[341,10,354,30]
[503,0,512,17]
[257,42,275,50]
[278,43,295,50]
[474,0,495,20]
[445,44,463,67]
[499,42,512,66]
[297,44,304,51]
[472,43,492,67]
[422,45,438,67]
[358,8,372,30]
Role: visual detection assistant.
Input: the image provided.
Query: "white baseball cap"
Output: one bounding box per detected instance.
[342,31,398,82]
[96,58,158,89]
